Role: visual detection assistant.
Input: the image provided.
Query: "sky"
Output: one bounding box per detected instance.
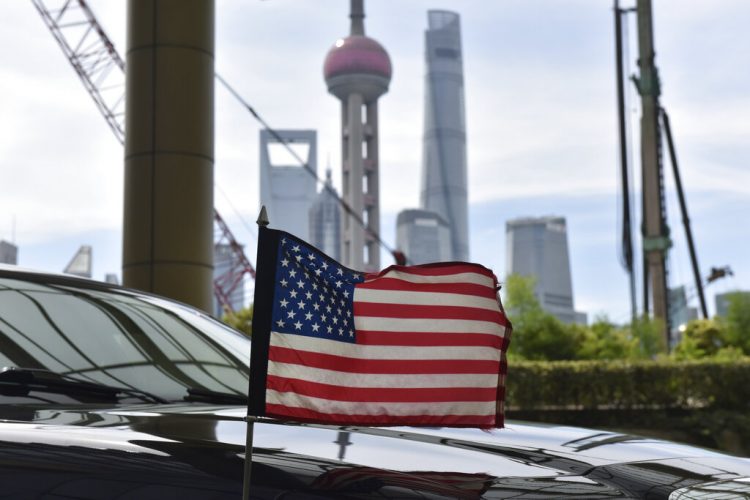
[1,0,748,322]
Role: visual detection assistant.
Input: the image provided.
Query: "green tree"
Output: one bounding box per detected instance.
[503,274,583,360]
[723,293,750,354]
[577,316,638,360]
[222,304,253,337]
[673,318,724,359]
[627,314,666,359]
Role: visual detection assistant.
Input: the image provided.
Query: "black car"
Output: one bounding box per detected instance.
[1,265,749,499]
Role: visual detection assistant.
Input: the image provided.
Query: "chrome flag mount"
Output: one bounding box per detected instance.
[249,226,511,428]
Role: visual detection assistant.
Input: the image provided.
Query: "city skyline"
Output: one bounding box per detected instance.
[1,1,749,321]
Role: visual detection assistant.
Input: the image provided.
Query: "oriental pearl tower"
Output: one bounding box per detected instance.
[324,0,391,272]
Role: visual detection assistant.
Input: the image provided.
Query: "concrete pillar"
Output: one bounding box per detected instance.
[123,0,215,312]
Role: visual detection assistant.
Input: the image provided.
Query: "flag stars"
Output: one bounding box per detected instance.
[297,280,305,289]
[313,303,320,311]
[276,319,285,328]
[315,269,322,277]
[327,326,333,334]
[295,254,303,262]
[326,305,332,314]
[292,245,300,253]
[307,253,315,261]
[338,328,344,336]
[337,268,344,276]
[343,290,350,298]
[321,262,329,271]
[332,317,338,325]
[297,301,306,310]
[349,330,354,338]
[321,314,328,323]
[335,280,342,288]
[305,312,313,321]
[289,269,297,278]
[280,278,288,287]
[287,310,296,319]
[279,298,289,308]
[312,323,320,332]
[305,291,313,300]
[289,290,298,299]
[281,258,289,267]
[294,321,303,330]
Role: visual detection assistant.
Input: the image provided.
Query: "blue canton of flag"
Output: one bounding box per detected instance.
[270,237,365,345]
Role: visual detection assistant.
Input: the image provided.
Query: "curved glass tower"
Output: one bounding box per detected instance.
[420,10,469,261]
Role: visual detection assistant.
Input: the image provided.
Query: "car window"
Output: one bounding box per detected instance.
[0,277,250,403]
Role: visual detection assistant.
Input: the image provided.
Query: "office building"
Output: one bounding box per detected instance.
[420,10,469,261]
[63,245,92,278]
[0,240,18,265]
[213,243,245,317]
[506,216,586,324]
[259,129,317,241]
[324,0,391,271]
[396,209,451,265]
[309,169,342,261]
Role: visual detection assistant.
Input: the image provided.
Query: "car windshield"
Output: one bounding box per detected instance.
[0,275,250,404]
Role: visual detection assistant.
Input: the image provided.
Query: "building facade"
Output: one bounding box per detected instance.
[506,216,586,324]
[309,169,342,261]
[396,209,451,265]
[0,240,17,265]
[63,245,92,278]
[213,243,245,317]
[420,10,469,262]
[259,129,317,241]
[323,0,391,272]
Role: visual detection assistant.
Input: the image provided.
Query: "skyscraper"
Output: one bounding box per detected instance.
[309,169,342,261]
[0,240,17,265]
[420,10,469,261]
[506,216,586,324]
[213,242,245,317]
[63,245,92,278]
[396,209,451,265]
[323,0,391,272]
[259,129,317,240]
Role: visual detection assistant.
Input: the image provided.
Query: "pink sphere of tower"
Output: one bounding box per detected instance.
[324,35,391,102]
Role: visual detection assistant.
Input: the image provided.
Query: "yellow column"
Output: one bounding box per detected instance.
[123,0,215,312]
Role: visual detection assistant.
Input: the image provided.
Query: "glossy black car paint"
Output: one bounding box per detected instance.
[1,267,749,499]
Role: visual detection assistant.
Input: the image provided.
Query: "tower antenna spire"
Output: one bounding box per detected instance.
[350,0,365,35]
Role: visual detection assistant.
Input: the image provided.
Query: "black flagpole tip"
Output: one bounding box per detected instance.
[257,206,270,227]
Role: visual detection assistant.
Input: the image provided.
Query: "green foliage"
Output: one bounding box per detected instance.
[506,359,750,411]
[626,315,667,358]
[504,274,583,360]
[673,319,724,359]
[222,304,253,337]
[723,292,750,354]
[503,274,666,361]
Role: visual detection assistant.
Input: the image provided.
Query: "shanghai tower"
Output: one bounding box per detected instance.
[324,0,391,272]
[420,10,469,261]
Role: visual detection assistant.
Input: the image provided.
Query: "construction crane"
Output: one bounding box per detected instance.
[31,0,255,315]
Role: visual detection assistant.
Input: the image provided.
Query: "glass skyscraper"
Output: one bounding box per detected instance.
[506,216,586,325]
[420,10,469,262]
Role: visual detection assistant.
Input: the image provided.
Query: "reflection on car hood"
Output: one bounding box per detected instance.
[1,404,750,499]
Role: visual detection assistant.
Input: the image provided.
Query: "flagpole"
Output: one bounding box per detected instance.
[241,415,256,500]
[242,206,270,500]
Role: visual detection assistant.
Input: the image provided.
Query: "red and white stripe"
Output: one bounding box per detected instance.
[266,263,510,427]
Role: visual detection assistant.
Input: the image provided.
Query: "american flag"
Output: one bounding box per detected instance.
[249,227,511,428]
